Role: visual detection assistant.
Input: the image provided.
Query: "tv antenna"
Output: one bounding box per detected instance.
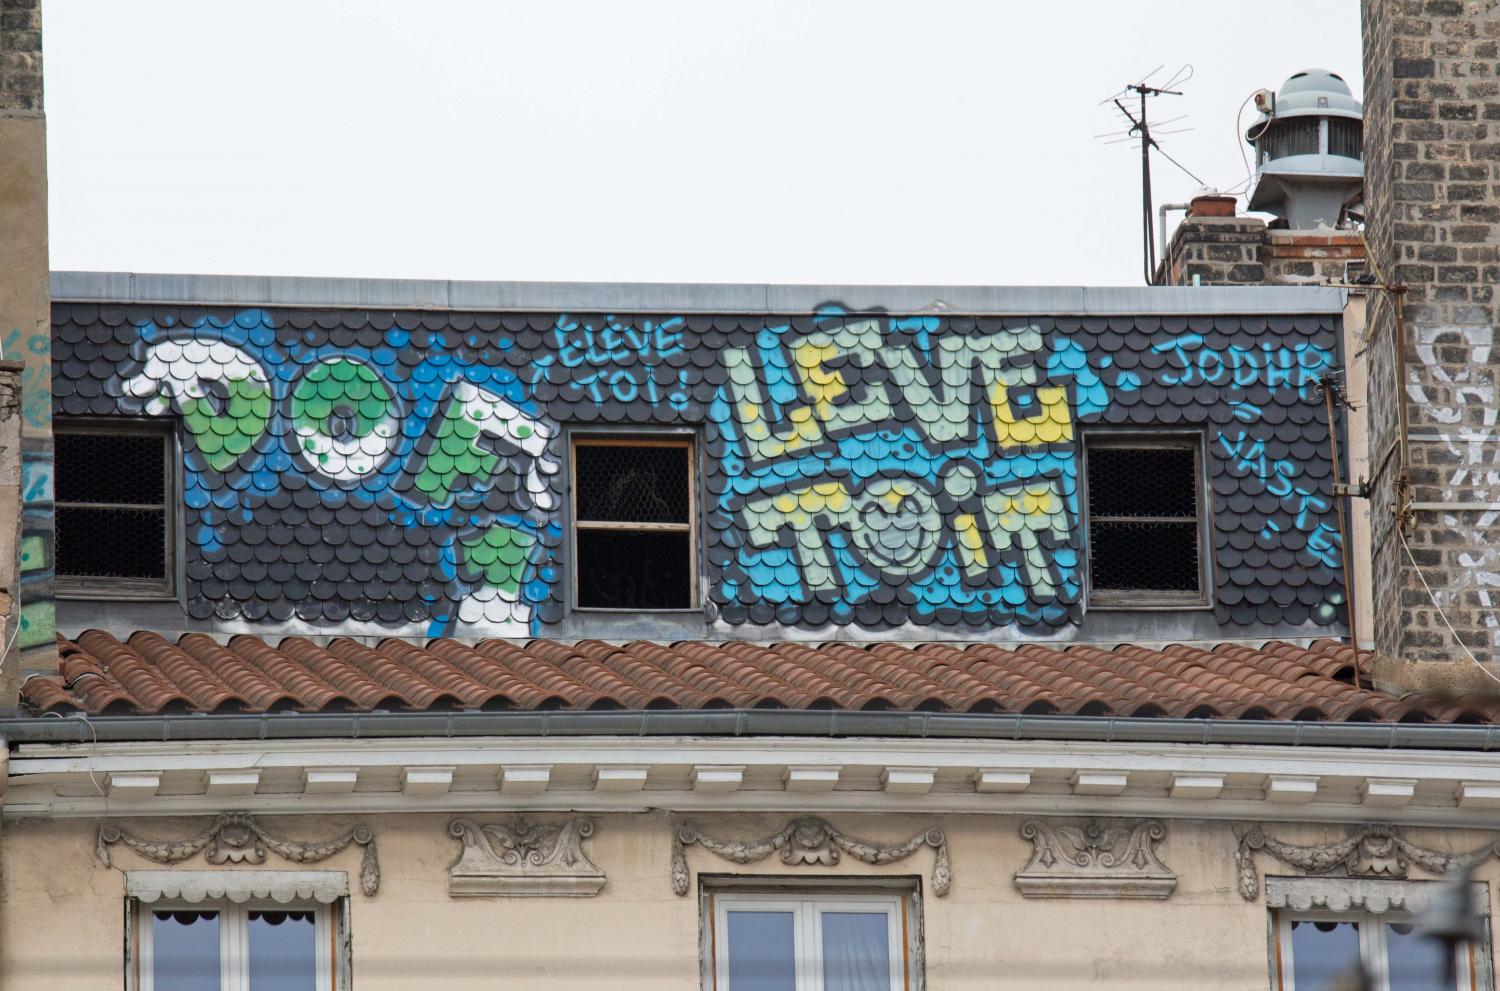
[1096,65,1201,285]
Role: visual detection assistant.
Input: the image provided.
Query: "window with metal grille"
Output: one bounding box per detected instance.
[1328,117,1363,160]
[1085,439,1207,606]
[55,421,176,598]
[572,437,694,609]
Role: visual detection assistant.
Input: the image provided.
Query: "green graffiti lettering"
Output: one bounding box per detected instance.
[124,340,273,473]
[461,524,534,595]
[414,389,502,505]
[180,376,274,472]
[290,358,399,480]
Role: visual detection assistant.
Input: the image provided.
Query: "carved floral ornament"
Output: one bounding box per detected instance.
[671,816,950,897]
[448,817,606,897]
[1014,818,1177,899]
[1234,822,1500,901]
[96,813,380,896]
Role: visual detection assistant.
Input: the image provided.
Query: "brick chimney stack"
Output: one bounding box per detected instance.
[1362,0,1500,686]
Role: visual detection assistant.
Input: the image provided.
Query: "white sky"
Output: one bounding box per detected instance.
[43,0,1362,287]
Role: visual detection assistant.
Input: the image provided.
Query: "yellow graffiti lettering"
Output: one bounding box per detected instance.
[990,382,1072,448]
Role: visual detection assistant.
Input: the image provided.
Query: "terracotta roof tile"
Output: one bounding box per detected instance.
[21,632,1493,724]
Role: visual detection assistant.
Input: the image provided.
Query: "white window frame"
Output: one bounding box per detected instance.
[132,897,337,991]
[1267,877,1492,991]
[710,891,909,991]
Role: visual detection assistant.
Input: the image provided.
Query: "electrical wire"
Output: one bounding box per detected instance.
[1152,144,1207,187]
[1398,528,1500,689]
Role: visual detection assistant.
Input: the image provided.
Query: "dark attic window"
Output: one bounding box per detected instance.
[55,420,177,599]
[572,437,695,610]
[1085,439,1208,607]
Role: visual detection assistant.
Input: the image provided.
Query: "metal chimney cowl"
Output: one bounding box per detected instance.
[1245,68,1364,230]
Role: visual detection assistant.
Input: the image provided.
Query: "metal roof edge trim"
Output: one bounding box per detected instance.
[49,271,1347,316]
[1,710,1489,750]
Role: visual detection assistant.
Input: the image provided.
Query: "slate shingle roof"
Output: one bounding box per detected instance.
[52,302,1345,634]
[21,632,1498,724]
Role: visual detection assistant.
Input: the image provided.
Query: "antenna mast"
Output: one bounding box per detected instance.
[1100,66,1195,285]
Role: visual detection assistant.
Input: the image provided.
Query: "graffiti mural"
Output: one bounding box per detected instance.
[8,324,54,664]
[710,310,1117,628]
[52,302,1346,636]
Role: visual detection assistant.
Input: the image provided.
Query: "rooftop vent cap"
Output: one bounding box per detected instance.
[1245,68,1363,230]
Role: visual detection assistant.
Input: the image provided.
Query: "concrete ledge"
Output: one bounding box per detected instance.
[51,271,1348,316]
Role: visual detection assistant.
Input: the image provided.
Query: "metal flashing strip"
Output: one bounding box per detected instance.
[50,271,1348,316]
[1,709,1493,749]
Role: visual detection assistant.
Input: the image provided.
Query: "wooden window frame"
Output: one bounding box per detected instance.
[54,417,179,601]
[129,897,341,991]
[1081,431,1212,610]
[1271,907,1481,991]
[570,434,698,612]
[707,889,912,991]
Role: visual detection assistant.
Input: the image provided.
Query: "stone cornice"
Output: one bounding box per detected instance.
[11,735,1500,826]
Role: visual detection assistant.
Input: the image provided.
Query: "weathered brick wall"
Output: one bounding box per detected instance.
[1160,218,1270,285]
[0,0,41,114]
[1364,0,1500,673]
[1161,221,1363,287]
[1264,232,1366,284]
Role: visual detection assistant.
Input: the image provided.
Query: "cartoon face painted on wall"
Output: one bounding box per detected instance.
[52,302,1346,636]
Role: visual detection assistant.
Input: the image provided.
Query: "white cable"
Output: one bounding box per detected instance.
[1398,528,1500,689]
[0,614,19,672]
[1235,92,1256,196]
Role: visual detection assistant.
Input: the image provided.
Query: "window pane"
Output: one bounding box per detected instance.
[576,530,691,608]
[822,912,891,991]
[248,909,318,991]
[575,444,689,523]
[151,909,220,991]
[726,910,797,991]
[1387,921,1460,991]
[1086,447,1198,518]
[56,506,167,580]
[56,431,166,505]
[1289,919,1362,988]
[1088,520,1200,592]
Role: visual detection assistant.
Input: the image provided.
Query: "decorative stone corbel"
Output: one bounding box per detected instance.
[1234,822,1500,901]
[97,812,379,896]
[1014,818,1176,899]
[448,817,605,897]
[671,816,950,897]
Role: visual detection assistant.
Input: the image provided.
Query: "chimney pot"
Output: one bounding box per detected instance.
[1188,193,1237,218]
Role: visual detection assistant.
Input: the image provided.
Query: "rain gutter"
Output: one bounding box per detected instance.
[4,710,1498,751]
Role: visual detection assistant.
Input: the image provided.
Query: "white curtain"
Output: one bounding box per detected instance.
[821,913,891,991]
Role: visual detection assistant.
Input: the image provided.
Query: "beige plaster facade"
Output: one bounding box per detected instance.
[2,810,1494,990]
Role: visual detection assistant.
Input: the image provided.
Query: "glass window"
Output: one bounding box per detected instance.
[572,437,695,609]
[1275,911,1479,991]
[1085,438,1207,606]
[712,894,908,991]
[55,420,176,598]
[136,900,333,991]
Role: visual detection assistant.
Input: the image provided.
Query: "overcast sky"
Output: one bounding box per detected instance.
[43,1,1361,287]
